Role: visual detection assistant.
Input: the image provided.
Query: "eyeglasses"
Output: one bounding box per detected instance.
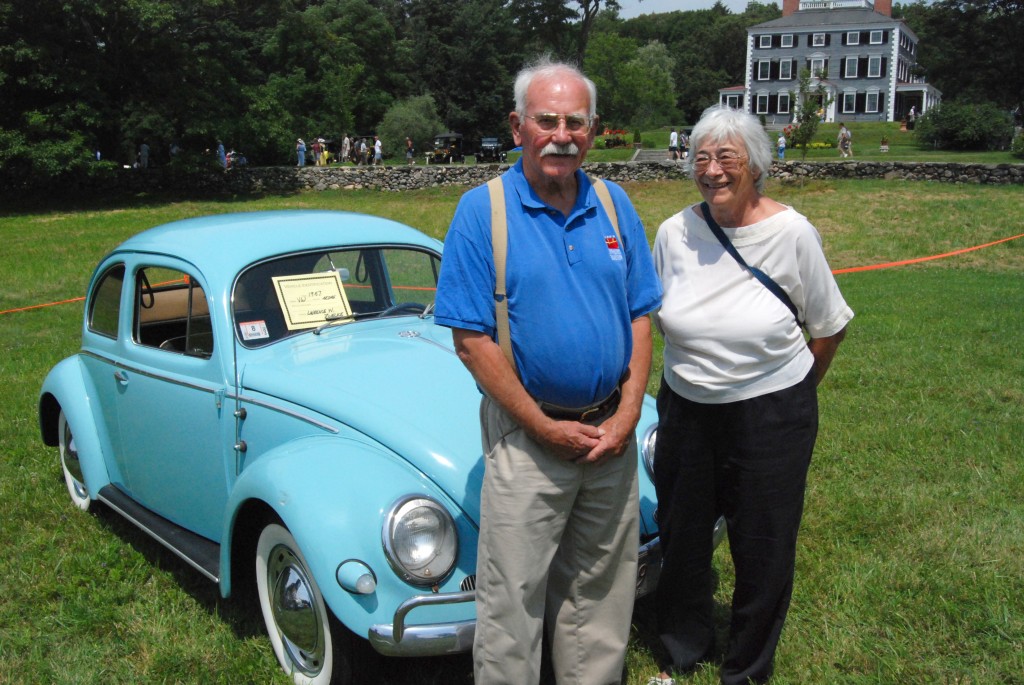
[524,113,593,134]
[692,152,748,172]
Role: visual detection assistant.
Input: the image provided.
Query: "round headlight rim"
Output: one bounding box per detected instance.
[640,422,657,482]
[381,494,459,587]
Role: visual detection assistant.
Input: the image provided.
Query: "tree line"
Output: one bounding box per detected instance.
[1,0,1019,190]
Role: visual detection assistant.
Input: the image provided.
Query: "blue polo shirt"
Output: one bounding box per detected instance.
[435,160,661,408]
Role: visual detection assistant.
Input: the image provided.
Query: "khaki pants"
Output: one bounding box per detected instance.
[473,396,639,685]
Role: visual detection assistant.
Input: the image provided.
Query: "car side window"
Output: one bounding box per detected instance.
[380,248,440,307]
[133,266,213,358]
[88,264,126,338]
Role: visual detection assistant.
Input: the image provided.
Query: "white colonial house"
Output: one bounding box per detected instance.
[721,0,941,124]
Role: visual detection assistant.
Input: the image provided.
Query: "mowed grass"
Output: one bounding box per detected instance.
[1,177,1022,684]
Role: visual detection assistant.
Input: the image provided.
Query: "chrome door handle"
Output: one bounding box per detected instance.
[114,370,129,384]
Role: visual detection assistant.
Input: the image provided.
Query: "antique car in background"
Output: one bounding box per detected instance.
[474,137,506,163]
[426,132,465,164]
[38,210,698,684]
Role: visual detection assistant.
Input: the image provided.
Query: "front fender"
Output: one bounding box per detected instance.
[222,434,478,641]
[38,356,114,501]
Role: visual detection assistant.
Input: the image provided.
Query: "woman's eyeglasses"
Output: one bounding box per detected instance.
[524,113,593,134]
[692,153,747,172]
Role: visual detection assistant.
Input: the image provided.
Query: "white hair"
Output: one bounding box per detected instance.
[513,57,597,119]
[689,105,773,192]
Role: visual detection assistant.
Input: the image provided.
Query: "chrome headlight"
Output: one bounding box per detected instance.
[382,496,458,586]
[640,422,658,482]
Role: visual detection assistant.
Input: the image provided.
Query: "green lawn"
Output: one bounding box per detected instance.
[1,179,1022,684]
[635,122,1022,165]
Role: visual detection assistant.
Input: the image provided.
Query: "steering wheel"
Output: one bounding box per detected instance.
[379,302,426,317]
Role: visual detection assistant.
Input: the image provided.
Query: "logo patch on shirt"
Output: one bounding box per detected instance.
[605,235,623,261]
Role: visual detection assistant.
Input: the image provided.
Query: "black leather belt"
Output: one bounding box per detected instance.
[537,387,621,423]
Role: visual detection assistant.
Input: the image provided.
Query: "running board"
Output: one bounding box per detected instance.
[98,485,221,583]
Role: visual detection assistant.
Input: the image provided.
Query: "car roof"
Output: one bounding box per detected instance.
[113,211,442,275]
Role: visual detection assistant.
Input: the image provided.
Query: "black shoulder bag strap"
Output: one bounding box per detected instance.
[699,201,803,327]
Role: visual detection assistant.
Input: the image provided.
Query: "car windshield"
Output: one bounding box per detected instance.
[233,245,441,348]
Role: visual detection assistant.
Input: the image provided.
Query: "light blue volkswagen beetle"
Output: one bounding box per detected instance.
[38,210,677,684]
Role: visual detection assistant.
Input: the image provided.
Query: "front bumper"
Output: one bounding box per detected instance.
[368,590,476,657]
[367,524,727,658]
[367,537,673,658]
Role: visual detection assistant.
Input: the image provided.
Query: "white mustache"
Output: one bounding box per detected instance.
[540,142,580,157]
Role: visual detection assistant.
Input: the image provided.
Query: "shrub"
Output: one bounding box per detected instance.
[1011,131,1024,159]
[914,101,1014,151]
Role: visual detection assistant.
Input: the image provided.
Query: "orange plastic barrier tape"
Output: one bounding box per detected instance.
[832,232,1024,275]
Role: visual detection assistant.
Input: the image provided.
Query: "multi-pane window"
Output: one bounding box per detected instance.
[780,59,793,80]
[758,60,771,80]
[781,34,794,48]
[868,55,882,78]
[866,91,880,113]
[843,92,857,113]
[811,58,826,77]
[760,35,772,48]
[756,94,769,114]
[812,33,826,47]
[725,94,741,108]
[847,31,860,45]
[870,30,883,44]
[778,93,791,114]
[845,58,858,78]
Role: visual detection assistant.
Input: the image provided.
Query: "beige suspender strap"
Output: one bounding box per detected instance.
[487,177,516,371]
[486,175,621,375]
[591,177,621,244]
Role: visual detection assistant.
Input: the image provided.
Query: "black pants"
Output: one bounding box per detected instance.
[653,371,818,685]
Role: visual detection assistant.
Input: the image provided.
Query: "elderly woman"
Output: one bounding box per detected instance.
[648,105,853,685]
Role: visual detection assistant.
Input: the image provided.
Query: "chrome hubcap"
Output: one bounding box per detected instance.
[268,543,325,676]
[61,419,87,499]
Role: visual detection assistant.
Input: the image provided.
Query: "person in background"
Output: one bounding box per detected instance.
[373,135,382,165]
[648,105,853,685]
[838,123,852,158]
[311,138,322,166]
[434,57,661,685]
[296,138,306,166]
[777,131,786,159]
[405,136,414,164]
[669,127,679,160]
[341,134,351,164]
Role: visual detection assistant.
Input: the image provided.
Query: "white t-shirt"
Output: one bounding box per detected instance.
[653,205,854,404]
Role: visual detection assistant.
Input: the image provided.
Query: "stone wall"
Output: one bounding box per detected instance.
[91,159,1024,196]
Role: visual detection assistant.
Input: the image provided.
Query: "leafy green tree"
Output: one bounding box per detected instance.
[507,0,577,57]
[914,101,1014,150]
[614,41,679,130]
[789,68,832,159]
[897,0,1023,116]
[571,0,622,63]
[376,95,446,161]
[405,0,520,142]
[584,32,641,128]
[614,1,780,124]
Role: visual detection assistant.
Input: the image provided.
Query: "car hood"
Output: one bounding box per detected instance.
[238,317,486,523]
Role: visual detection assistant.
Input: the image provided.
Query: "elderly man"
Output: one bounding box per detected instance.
[434,58,661,685]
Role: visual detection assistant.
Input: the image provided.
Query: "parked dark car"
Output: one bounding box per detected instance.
[427,132,465,164]
[475,137,506,163]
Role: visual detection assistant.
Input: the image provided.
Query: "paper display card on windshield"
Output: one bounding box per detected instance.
[272,272,353,330]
